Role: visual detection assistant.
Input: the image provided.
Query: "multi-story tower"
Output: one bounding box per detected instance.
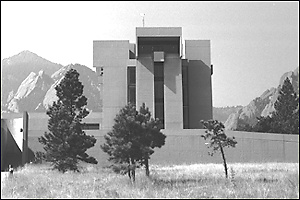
[93,27,212,131]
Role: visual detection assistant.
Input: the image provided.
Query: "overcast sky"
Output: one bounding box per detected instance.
[1,1,299,107]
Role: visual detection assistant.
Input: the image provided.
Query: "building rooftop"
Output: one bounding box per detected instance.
[136,27,182,37]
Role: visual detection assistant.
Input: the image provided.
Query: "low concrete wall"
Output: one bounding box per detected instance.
[149,130,299,165]
[3,112,297,167]
[28,129,299,167]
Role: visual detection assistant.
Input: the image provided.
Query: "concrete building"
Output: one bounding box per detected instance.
[93,27,213,130]
[1,112,29,171]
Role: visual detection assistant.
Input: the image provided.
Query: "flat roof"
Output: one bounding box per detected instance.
[136,27,182,37]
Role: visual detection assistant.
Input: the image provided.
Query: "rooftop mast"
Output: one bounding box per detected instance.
[140,13,145,27]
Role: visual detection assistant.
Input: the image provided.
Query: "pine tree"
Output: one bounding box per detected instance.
[38,69,97,172]
[135,103,166,177]
[201,120,237,179]
[101,103,166,181]
[272,77,299,134]
[252,116,274,133]
[251,77,299,134]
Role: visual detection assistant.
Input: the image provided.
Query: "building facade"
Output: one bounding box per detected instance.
[93,27,212,130]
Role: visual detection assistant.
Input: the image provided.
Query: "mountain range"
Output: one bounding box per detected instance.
[224,67,299,130]
[1,50,101,113]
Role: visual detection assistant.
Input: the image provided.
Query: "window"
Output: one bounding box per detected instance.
[154,81,164,100]
[128,67,136,85]
[96,66,104,76]
[128,86,136,105]
[154,62,164,128]
[127,67,136,105]
[182,64,189,129]
[82,123,100,130]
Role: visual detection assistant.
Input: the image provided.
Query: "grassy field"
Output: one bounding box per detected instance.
[1,162,299,199]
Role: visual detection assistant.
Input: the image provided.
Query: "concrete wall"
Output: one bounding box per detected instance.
[21,112,102,137]
[185,40,211,66]
[136,27,182,37]
[1,112,29,171]
[26,129,299,167]
[185,40,212,128]
[79,130,299,166]
[187,60,213,128]
[149,130,299,165]
[164,54,183,129]
[93,41,129,130]
[136,56,155,115]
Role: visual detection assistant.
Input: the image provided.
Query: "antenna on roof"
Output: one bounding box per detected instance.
[140,13,145,27]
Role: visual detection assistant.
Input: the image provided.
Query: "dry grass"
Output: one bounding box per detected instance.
[1,162,299,199]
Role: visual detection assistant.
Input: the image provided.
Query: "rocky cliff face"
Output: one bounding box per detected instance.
[224,67,299,130]
[2,50,62,111]
[7,71,54,112]
[2,51,101,113]
[42,64,102,112]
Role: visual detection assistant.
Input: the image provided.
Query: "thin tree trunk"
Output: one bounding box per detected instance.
[128,164,131,180]
[132,160,136,182]
[127,159,132,180]
[219,144,228,179]
[145,158,150,177]
[128,158,136,182]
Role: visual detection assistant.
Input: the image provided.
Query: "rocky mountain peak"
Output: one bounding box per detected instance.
[3,50,43,65]
[2,51,101,113]
[1,50,63,112]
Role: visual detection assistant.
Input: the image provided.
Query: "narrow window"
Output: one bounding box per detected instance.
[127,67,136,105]
[182,64,189,129]
[154,62,164,128]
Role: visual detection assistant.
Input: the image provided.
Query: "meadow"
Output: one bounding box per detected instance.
[1,162,299,199]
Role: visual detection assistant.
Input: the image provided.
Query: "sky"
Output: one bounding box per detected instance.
[1,1,299,107]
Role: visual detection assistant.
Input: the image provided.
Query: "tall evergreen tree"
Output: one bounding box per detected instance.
[251,77,299,134]
[38,69,97,172]
[272,77,299,134]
